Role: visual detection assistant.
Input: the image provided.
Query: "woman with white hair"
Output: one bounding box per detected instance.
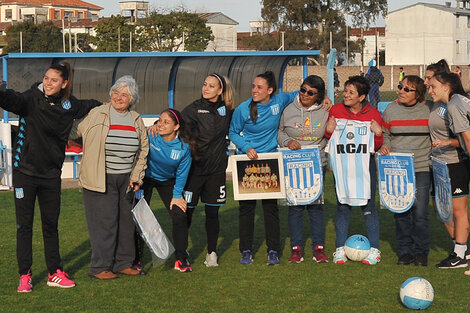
[72,75,148,280]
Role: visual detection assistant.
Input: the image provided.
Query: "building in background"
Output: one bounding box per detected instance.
[386,1,470,65]
[0,0,103,23]
[199,12,238,51]
[348,27,385,66]
[119,1,148,24]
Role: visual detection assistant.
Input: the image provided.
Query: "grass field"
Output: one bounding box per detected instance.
[0,172,469,313]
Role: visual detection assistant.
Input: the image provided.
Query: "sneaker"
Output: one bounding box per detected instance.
[288,246,304,263]
[204,251,219,267]
[436,252,468,269]
[313,245,329,263]
[363,248,381,265]
[17,271,32,293]
[397,253,415,265]
[174,259,193,272]
[267,250,280,265]
[466,249,470,260]
[414,253,428,266]
[47,269,75,288]
[240,250,253,265]
[333,246,347,264]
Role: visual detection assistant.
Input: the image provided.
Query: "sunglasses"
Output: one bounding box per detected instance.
[397,85,416,92]
[300,87,317,97]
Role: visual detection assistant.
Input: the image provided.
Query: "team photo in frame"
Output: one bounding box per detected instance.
[230,152,286,200]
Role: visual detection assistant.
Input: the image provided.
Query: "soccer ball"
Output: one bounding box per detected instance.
[400,277,434,310]
[344,234,370,261]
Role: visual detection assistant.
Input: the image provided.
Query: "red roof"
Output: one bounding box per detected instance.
[0,0,103,10]
[349,27,385,37]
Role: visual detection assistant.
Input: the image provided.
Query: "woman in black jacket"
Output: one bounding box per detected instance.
[0,62,101,292]
[181,73,234,267]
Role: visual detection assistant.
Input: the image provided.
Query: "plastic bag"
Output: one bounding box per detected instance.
[132,198,175,266]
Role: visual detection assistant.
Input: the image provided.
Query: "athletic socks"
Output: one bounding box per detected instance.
[454,243,467,259]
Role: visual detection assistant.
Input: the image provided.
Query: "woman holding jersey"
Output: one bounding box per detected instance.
[325,75,385,266]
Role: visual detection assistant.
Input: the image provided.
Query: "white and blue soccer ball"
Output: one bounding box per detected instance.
[344,234,370,261]
[400,277,434,310]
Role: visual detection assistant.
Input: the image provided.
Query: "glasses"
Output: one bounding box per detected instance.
[397,85,416,92]
[300,87,317,97]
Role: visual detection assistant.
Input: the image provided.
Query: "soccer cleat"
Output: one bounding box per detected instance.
[267,250,280,265]
[288,245,304,263]
[313,245,329,263]
[17,271,32,293]
[436,252,468,269]
[363,248,381,265]
[240,250,253,265]
[414,253,428,266]
[204,251,219,267]
[47,269,75,288]
[333,246,347,264]
[174,259,193,272]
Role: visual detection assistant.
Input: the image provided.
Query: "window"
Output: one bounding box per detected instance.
[456,15,460,28]
[64,11,73,19]
[467,16,470,28]
[54,10,59,20]
[78,12,83,19]
[456,40,461,54]
[5,9,12,19]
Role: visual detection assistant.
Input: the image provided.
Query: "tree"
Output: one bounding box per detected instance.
[5,21,63,53]
[91,15,135,52]
[134,10,213,52]
[259,0,387,63]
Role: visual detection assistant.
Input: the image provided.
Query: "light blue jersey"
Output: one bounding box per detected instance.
[146,133,192,198]
[229,91,298,153]
[325,119,374,206]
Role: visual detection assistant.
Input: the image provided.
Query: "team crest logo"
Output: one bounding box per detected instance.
[377,153,415,213]
[217,106,226,116]
[346,132,354,139]
[183,191,193,203]
[170,149,181,160]
[15,188,24,199]
[357,126,367,136]
[437,104,447,117]
[281,147,323,205]
[270,104,280,115]
[62,100,71,110]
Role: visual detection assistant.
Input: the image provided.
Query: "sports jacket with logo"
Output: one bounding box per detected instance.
[182,97,233,175]
[0,83,101,178]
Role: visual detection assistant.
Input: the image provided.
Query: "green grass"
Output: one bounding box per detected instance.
[0,172,468,312]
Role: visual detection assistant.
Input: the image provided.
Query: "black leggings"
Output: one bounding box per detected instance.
[136,177,189,261]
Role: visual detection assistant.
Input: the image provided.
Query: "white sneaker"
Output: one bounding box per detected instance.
[204,251,218,267]
[333,246,347,264]
[363,247,381,265]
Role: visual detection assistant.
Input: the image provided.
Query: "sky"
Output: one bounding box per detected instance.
[91,0,456,31]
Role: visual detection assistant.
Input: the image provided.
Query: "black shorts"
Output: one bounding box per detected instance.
[184,172,227,207]
[431,160,470,197]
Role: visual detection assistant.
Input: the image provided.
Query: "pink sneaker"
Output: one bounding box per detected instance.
[17,271,32,293]
[47,269,75,288]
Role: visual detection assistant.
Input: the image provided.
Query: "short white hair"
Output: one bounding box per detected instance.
[109,75,139,109]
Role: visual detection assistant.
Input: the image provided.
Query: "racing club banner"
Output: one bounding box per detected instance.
[377,153,415,213]
[280,146,323,205]
[431,157,453,223]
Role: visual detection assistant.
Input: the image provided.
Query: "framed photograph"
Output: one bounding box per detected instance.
[230,152,285,201]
